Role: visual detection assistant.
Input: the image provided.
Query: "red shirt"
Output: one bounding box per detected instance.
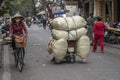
[93,22,106,35]
[9,21,28,36]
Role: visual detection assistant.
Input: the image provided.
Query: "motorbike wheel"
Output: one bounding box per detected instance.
[109,35,117,44]
[105,34,110,43]
[71,55,75,63]
[66,55,71,63]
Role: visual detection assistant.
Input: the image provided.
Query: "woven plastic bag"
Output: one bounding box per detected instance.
[48,38,67,63]
[52,29,68,40]
[51,16,87,31]
[76,35,90,61]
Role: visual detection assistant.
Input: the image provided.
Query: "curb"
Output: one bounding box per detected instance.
[0,39,3,68]
[2,45,11,80]
[104,43,120,49]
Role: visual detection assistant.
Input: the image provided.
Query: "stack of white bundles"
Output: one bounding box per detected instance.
[48,16,90,63]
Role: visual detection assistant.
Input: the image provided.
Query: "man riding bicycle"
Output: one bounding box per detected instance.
[9,13,28,53]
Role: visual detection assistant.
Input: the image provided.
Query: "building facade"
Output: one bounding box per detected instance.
[55,0,119,23]
[80,0,119,23]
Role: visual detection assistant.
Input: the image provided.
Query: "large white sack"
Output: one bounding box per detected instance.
[51,17,68,30]
[48,37,54,46]
[68,27,87,40]
[48,38,67,63]
[76,35,90,60]
[48,37,56,54]
[53,39,67,63]
[52,29,69,40]
[64,17,76,30]
[72,16,87,29]
[51,28,87,40]
[51,16,87,31]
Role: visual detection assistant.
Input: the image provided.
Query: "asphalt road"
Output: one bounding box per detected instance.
[1,24,120,80]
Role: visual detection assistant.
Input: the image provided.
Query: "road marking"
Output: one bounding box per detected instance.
[2,45,11,80]
[33,44,41,47]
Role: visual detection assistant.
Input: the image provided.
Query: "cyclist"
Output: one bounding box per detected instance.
[9,13,28,52]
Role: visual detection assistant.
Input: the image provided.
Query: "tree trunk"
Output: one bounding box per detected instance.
[0,0,3,6]
[32,0,36,16]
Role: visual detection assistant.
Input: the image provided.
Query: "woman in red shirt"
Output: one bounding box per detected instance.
[9,13,28,50]
[9,13,28,36]
[93,16,106,53]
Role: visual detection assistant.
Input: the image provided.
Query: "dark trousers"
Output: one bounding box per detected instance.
[11,35,17,50]
[43,20,46,29]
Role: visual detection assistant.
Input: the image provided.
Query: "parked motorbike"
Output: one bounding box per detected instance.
[104,23,120,44]
[0,23,9,38]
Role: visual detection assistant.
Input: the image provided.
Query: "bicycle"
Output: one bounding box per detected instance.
[5,35,27,72]
[14,35,27,72]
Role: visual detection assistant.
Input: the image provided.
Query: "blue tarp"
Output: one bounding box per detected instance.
[53,10,65,15]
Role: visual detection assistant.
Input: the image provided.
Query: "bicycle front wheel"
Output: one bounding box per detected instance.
[14,51,18,67]
[17,48,25,72]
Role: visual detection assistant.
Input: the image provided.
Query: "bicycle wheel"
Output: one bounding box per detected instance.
[17,48,25,72]
[14,51,18,67]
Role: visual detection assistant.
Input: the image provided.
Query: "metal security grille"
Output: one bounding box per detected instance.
[117,0,120,21]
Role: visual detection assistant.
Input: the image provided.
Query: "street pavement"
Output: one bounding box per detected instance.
[0,24,120,80]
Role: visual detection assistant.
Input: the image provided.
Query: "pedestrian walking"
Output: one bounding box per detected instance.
[87,15,94,45]
[92,16,106,53]
[105,17,110,28]
[40,14,46,29]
